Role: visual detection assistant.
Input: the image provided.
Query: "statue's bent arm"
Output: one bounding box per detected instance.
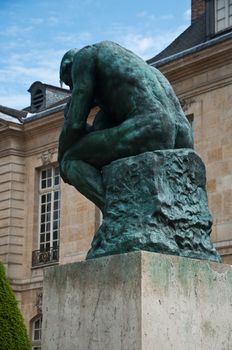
[58,46,96,162]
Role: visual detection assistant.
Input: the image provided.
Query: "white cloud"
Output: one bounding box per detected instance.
[55,31,92,47]
[0,93,30,110]
[30,18,44,25]
[160,14,174,20]
[184,8,191,21]
[114,25,187,60]
[136,11,147,18]
[0,25,33,37]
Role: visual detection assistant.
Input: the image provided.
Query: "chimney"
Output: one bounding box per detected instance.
[191,0,206,23]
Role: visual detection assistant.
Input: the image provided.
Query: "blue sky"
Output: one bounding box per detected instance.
[0,0,191,109]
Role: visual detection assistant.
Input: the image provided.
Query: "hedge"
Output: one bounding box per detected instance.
[0,263,31,350]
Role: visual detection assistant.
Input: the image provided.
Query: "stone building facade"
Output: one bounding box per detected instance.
[148,0,232,263]
[1,0,232,347]
[0,84,101,349]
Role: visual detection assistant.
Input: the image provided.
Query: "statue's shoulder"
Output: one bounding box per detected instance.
[72,44,98,68]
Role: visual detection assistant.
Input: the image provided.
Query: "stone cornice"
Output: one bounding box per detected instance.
[178,73,232,100]
[25,142,58,158]
[23,111,63,137]
[0,125,23,136]
[158,39,232,83]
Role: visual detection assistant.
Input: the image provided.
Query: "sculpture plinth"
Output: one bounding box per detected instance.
[42,252,232,350]
[87,149,220,262]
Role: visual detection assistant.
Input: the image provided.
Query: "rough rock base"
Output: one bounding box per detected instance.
[42,252,232,350]
[87,149,220,262]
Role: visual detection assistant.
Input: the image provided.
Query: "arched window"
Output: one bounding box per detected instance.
[31,316,42,350]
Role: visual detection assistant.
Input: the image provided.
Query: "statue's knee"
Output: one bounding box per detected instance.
[60,160,72,184]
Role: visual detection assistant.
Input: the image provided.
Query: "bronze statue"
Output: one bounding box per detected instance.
[58,41,220,262]
[58,41,193,213]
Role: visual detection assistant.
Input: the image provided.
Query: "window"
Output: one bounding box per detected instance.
[186,113,194,131]
[39,166,60,253]
[215,0,232,32]
[31,316,42,350]
[32,89,44,111]
[32,165,60,267]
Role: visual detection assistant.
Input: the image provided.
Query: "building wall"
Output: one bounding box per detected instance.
[158,38,232,263]
[0,109,99,337]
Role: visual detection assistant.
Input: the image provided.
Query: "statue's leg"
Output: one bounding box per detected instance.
[60,113,175,212]
[59,110,114,213]
[66,113,176,168]
[60,156,105,213]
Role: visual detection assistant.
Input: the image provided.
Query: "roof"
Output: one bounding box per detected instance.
[147,13,207,65]
[0,92,69,126]
[0,105,27,123]
[28,81,70,94]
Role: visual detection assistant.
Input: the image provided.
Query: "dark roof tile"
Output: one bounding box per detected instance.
[0,105,27,121]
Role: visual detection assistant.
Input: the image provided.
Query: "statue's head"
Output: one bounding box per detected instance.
[60,48,79,90]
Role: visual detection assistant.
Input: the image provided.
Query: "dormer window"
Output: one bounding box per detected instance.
[33,89,44,111]
[215,0,232,33]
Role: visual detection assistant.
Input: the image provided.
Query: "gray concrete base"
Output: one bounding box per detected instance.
[42,252,232,350]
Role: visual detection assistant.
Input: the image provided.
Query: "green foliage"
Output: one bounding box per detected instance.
[0,263,31,350]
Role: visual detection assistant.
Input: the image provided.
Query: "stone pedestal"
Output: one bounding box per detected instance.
[86,150,220,262]
[42,252,232,350]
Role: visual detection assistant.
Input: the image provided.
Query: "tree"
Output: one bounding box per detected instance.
[0,263,31,350]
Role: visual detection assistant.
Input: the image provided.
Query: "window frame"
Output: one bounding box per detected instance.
[38,165,60,253]
[206,0,232,37]
[31,315,42,350]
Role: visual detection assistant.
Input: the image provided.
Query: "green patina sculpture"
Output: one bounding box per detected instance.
[58,41,193,212]
[58,41,220,262]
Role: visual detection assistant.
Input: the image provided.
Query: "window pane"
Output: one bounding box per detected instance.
[34,330,40,340]
[217,7,226,20]
[41,214,45,223]
[54,176,59,186]
[47,168,52,177]
[54,191,59,200]
[41,180,46,189]
[41,170,46,179]
[35,319,40,329]
[40,243,45,251]
[229,14,232,25]
[217,18,226,31]
[54,167,60,186]
[216,0,225,10]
